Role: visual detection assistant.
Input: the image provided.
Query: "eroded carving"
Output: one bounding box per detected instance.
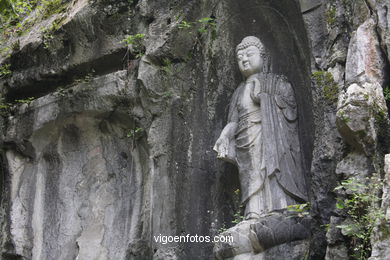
[214,36,308,219]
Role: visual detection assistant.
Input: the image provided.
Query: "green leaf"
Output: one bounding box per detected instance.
[336,201,345,209]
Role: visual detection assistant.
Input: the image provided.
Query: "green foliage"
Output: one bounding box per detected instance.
[0,0,37,20]
[231,209,245,224]
[161,58,173,74]
[178,20,192,29]
[40,14,64,49]
[11,39,19,50]
[56,87,67,97]
[335,176,385,260]
[338,110,351,123]
[384,86,390,101]
[73,72,94,85]
[126,127,143,139]
[162,90,173,98]
[14,0,37,17]
[374,110,387,125]
[197,17,214,24]
[0,46,11,57]
[287,203,310,217]
[178,17,217,38]
[200,17,216,31]
[218,223,227,233]
[217,189,244,233]
[0,0,69,50]
[41,24,55,48]
[15,97,35,104]
[0,97,10,114]
[0,102,9,109]
[322,223,331,232]
[40,0,66,19]
[231,189,244,224]
[15,96,34,104]
[122,33,145,45]
[197,17,216,39]
[312,71,339,103]
[122,33,145,58]
[326,6,336,26]
[0,0,36,37]
[0,63,12,78]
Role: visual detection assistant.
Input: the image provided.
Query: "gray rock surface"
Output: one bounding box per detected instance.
[4,71,143,260]
[302,0,389,259]
[336,82,387,155]
[367,0,390,62]
[0,0,389,259]
[325,216,349,260]
[345,18,387,85]
[369,154,390,260]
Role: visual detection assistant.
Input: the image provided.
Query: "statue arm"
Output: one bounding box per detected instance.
[214,122,237,161]
[214,87,240,162]
[250,78,262,104]
[251,78,274,104]
[225,86,240,139]
[214,112,238,159]
[219,122,237,140]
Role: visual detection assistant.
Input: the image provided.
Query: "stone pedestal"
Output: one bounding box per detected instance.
[214,212,311,259]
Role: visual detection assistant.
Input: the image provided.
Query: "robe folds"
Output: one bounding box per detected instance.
[226,72,308,209]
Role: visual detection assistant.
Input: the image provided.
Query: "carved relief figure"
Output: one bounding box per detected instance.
[214,36,308,220]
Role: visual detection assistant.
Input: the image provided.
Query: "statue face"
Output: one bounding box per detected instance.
[237,46,263,78]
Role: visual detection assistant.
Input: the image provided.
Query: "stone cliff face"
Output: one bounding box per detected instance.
[0,0,389,259]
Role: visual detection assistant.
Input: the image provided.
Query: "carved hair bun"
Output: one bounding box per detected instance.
[236,36,265,54]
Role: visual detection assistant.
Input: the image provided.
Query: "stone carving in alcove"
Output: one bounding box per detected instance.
[213,36,310,259]
[214,36,308,219]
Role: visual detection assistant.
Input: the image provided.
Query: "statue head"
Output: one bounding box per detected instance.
[236,36,268,78]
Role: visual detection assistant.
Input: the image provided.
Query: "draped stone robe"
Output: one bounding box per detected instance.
[225,72,307,213]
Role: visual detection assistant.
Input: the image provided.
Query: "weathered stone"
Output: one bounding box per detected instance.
[325,214,368,260]
[370,154,390,260]
[0,1,131,99]
[214,220,258,259]
[153,247,180,260]
[2,71,144,260]
[257,240,309,260]
[325,244,349,260]
[250,213,311,251]
[214,212,311,259]
[301,3,327,67]
[303,1,389,259]
[369,223,390,260]
[331,7,390,260]
[214,36,308,220]
[383,154,390,219]
[1,0,389,259]
[222,240,309,260]
[345,18,387,85]
[335,152,371,179]
[328,63,345,85]
[325,216,345,246]
[125,239,152,260]
[336,82,387,155]
[299,0,322,14]
[367,0,390,63]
